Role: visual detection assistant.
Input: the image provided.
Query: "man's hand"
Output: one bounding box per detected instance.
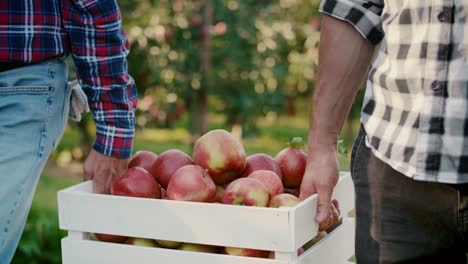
[301,15,376,233]
[83,149,129,194]
[300,145,339,229]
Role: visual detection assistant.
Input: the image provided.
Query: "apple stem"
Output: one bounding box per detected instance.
[288,137,305,148]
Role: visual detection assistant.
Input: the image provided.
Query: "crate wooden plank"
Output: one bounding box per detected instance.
[295,217,355,264]
[61,237,286,264]
[58,184,293,251]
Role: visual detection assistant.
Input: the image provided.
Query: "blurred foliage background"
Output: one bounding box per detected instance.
[11,0,364,262]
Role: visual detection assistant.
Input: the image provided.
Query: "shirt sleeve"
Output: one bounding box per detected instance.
[319,0,385,45]
[62,0,137,158]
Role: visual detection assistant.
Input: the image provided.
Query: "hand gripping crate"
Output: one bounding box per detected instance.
[58,172,355,264]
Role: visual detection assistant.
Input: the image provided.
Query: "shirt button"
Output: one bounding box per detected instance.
[432,81,442,92]
[438,11,450,22]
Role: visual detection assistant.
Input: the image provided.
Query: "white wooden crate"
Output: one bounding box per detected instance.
[58,172,355,264]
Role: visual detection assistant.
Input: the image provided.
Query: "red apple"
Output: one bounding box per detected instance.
[151,149,193,189]
[95,233,128,243]
[213,185,225,203]
[247,170,283,197]
[224,247,269,258]
[275,137,307,188]
[156,240,182,248]
[179,243,219,253]
[241,153,282,179]
[269,193,301,208]
[111,167,161,199]
[191,14,203,27]
[128,151,158,175]
[222,178,269,207]
[167,165,216,202]
[126,237,160,247]
[193,129,246,185]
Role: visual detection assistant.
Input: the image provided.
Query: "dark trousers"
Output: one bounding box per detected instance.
[351,127,468,264]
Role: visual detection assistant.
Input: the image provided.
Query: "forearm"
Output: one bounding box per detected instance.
[309,15,376,153]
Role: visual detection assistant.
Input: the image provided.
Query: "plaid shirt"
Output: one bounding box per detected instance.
[320,0,468,183]
[0,0,137,158]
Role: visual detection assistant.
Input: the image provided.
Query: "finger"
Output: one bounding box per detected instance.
[105,169,120,195]
[331,202,340,225]
[107,163,127,193]
[93,170,108,194]
[318,213,333,231]
[315,187,333,224]
[332,199,341,216]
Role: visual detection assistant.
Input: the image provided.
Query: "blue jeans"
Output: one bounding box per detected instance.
[0,58,70,264]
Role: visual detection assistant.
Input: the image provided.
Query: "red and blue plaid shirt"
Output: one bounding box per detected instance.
[0,0,137,158]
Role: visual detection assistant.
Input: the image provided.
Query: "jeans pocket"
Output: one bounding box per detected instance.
[0,86,53,96]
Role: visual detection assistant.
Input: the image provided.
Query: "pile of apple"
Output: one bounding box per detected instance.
[94,129,338,258]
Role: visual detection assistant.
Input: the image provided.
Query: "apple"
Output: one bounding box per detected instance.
[222,178,269,207]
[269,193,301,208]
[128,151,158,175]
[224,247,269,258]
[111,167,161,199]
[156,240,182,249]
[95,233,128,243]
[247,170,283,197]
[167,165,216,202]
[179,243,219,253]
[213,185,225,203]
[241,153,282,179]
[275,137,307,188]
[151,149,193,189]
[126,237,160,247]
[193,129,246,185]
[268,247,304,259]
[191,14,203,27]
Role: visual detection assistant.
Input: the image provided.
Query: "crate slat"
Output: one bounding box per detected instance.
[295,218,355,264]
[61,237,286,264]
[58,183,294,251]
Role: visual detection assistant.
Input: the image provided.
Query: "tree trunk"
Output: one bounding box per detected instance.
[195,0,213,139]
[286,96,296,116]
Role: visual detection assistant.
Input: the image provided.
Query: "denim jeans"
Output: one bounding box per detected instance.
[351,126,468,263]
[0,58,70,264]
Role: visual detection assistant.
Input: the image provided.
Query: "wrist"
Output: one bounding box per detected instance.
[308,139,338,156]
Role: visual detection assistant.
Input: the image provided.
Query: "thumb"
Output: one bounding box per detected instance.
[315,188,333,224]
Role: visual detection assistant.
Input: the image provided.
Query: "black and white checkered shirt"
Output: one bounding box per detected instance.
[320,0,468,183]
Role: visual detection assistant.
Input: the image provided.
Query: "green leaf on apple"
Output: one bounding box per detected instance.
[338,139,348,159]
